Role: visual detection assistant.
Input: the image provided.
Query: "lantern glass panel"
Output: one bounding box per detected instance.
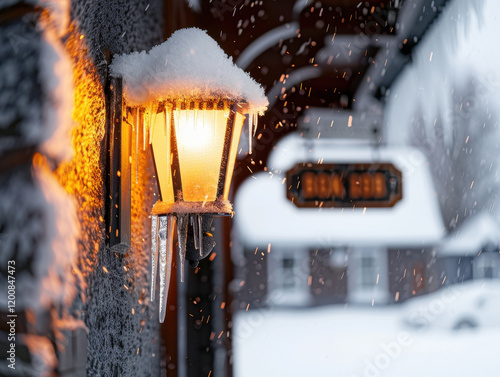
[223,111,245,200]
[174,109,228,202]
[151,109,175,204]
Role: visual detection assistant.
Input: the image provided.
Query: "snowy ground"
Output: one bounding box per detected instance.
[233,305,500,377]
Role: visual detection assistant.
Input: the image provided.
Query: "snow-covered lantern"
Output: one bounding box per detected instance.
[110,28,267,322]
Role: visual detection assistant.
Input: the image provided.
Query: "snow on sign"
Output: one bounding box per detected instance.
[286,163,403,208]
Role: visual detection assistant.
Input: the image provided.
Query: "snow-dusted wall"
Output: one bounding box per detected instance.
[0,1,78,375]
[1,0,164,375]
[71,0,164,81]
[0,0,76,323]
[63,0,164,376]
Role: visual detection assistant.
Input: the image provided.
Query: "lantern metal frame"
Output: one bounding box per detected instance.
[105,76,132,247]
[149,99,245,218]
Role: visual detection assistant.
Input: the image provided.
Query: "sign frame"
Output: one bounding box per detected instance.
[286,162,403,208]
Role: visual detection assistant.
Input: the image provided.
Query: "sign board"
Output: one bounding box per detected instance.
[286,163,402,208]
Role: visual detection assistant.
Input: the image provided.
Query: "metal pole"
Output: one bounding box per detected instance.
[177,249,188,377]
[181,217,230,377]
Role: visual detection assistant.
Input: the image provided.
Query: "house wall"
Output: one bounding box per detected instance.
[236,246,446,308]
[473,251,500,279]
[233,247,269,310]
[310,249,348,305]
[388,248,441,303]
[435,256,474,285]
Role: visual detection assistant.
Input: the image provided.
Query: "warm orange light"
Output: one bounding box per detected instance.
[174,109,227,202]
[150,101,246,213]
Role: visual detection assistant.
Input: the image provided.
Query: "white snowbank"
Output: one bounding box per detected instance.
[234,305,500,377]
[110,28,268,114]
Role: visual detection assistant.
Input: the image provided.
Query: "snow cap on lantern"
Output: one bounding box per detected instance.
[110,27,268,114]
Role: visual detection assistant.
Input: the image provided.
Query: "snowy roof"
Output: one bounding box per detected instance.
[110,28,268,114]
[234,134,445,248]
[438,213,500,256]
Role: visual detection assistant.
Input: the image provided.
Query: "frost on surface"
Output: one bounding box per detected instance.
[71,0,163,82]
[65,0,164,373]
[85,243,160,377]
[110,28,268,115]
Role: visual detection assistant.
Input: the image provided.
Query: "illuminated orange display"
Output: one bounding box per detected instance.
[287,163,402,208]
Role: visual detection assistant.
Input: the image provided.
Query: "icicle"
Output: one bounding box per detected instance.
[213,109,217,134]
[192,214,199,250]
[158,216,172,322]
[166,108,171,185]
[135,110,139,184]
[192,214,203,256]
[149,103,157,145]
[197,214,203,257]
[194,109,198,127]
[158,215,175,323]
[177,214,188,283]
[248,113,253,155]
[164,108,168,135]
[150,215,159,302]
[157,216,166,309]
[143,109,146,151]
[253,113,258,136]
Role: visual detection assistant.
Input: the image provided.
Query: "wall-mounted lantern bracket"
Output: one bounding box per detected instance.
[105,76,131,248]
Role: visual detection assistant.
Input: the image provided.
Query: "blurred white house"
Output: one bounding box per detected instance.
[437,213,500,284]
[232,110,446,309]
